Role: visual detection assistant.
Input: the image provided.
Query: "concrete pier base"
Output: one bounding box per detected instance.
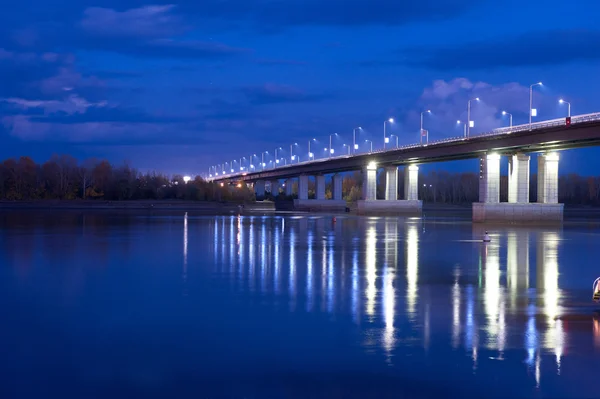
[294,199,347,212]
[472,203,563,223]
[356,200,422,215]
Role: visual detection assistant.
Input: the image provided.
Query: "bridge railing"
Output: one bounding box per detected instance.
[210,112,600,180]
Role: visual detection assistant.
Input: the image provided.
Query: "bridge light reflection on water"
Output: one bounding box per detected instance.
[205,215,577,381]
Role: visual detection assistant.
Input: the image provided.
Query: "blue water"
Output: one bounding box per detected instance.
[1,211,599,398]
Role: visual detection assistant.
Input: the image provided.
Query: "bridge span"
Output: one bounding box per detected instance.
[211,113,600,222]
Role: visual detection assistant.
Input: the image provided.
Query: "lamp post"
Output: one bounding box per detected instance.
[343,144,351,155]
[261,151,268,171]
[329,133,338,158]
[559,99,571,117]
[308,138,316,160]
[275,147,282,166]
[353,127,361,154]
[290,143,298,163]
[502,111,513,127]
[467,98,479,138]
[365,139,373,153]
[383,118,393,150]
[420,110,431,144]
[457,120,466,137]
[390,134,398,148]
[529,82,542,128]
[250,154,257,170]
[230,160,235,173]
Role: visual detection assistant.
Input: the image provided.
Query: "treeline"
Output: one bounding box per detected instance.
[0,156,254,202]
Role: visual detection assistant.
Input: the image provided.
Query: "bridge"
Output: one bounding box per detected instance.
[210,113,600,221]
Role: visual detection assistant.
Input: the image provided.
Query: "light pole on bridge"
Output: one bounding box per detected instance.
[559,99,571,117]
[390,134,398,148]
[502,111,513,127]
[353,127,361,154]
[420,110,431,144]
[467,97,479,138]
[329,133,338,158]
[383,118,393,150]
[308,138,316,160]
[365,139,373,153]
[275,147,282,166]
[529,82,543,129]
[290,143,298,163]
[261,151,268,171]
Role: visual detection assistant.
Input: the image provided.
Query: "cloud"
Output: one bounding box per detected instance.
[2,94,105,115]
[242,84,327,105]
[81,5,184,39]
[405,29,600,70]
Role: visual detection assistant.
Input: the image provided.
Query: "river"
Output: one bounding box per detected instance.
[1,210,599,398]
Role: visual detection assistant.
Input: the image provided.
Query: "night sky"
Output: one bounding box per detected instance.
[2,0,600,176]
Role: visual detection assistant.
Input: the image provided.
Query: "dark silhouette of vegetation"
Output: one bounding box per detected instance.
[0,155,254,202]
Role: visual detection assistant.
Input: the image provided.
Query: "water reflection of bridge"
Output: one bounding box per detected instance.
[203,215,593,384]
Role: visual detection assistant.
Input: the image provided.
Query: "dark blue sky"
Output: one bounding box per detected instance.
[2,0,600,175]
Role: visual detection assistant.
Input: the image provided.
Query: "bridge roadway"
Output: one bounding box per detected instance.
[211,113,600,183]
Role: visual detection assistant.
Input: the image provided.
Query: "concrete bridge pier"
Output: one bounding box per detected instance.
[473,152,563,222]
[294,173,347,211]
[285,178,294,196]
[357,163,422,214]
[270,180,280,196]
[298,175,309,200]
[255,180,266,199]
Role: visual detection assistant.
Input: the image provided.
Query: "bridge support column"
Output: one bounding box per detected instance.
[404,165,419,201]
[298,175,309,200]
[255,180,265,199]
[473,152,563,222]
[270,180,280,196]
[285,179,293,196]
[315,175,326,200]
[508,154,530,203]
[385,166,398,200]
[361,163,377,201]
[332,174,343,201]
[538,153,559,204]
[357,163,421,214]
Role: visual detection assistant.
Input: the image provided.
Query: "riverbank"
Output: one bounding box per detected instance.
[0,200,276,212]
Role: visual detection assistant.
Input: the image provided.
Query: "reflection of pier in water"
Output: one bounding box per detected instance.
[206,216,570,377]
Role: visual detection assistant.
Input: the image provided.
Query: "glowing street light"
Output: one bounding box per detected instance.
[343,144,351,155]
[559,99,571,117]
[467,97,479,138]
[502,111,513,127]
[261,151,268,171]
[365,139,373,153]
[183,175,191,183]
[329,133,338,158]
[420,110,431,144]
[353,127,361,154]
[390,134,399,148]
[308,138,316,160]
[529,82,543,128]
[457,120,466,137]
[384,118,394,150]
[290,143,298,163]
[274,147,282,165]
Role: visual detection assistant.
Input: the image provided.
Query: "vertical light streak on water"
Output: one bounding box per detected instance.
[406,224,419,318]
[260,221,267,293]
[327,232,335,313]
[306,228,314,312]
[274,221,280,294]
[365,226,377,318]
[351,243,359,324]
[248,217,255,292]
[289,226,297,310]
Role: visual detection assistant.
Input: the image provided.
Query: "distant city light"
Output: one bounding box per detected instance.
[183,176,191,183]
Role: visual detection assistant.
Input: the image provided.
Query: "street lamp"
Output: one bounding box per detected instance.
[420,110,431,144]
[290,143,298,163]
[308,138,316,160]
[457,120,466,137]
[529,82,542,128]
[502,111,513,127]
[329,133,338,158]
[261,151,268,171]
[384,118,394,150]
[275,147,282,165]
[559,99,571,117]
[467,98,479,138]
[342,144,351,155]
[365,139,373,153]
[353,127,361,154]
[390,134,398,148]
[249,154,257,170]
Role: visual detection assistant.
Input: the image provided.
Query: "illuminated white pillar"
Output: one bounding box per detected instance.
[479,154,500,203]
[538,153,559,204]
[508,154,530,203]
[255,180,265,197]
[362,162,377,200]
[315,175,326,200]
[404,165,419,201]
[285,179,293,196]
[298,175,309,200]
[385,166,398,200]
[332,174,343,200]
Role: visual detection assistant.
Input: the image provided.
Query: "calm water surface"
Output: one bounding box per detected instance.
[1,211,600,398]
